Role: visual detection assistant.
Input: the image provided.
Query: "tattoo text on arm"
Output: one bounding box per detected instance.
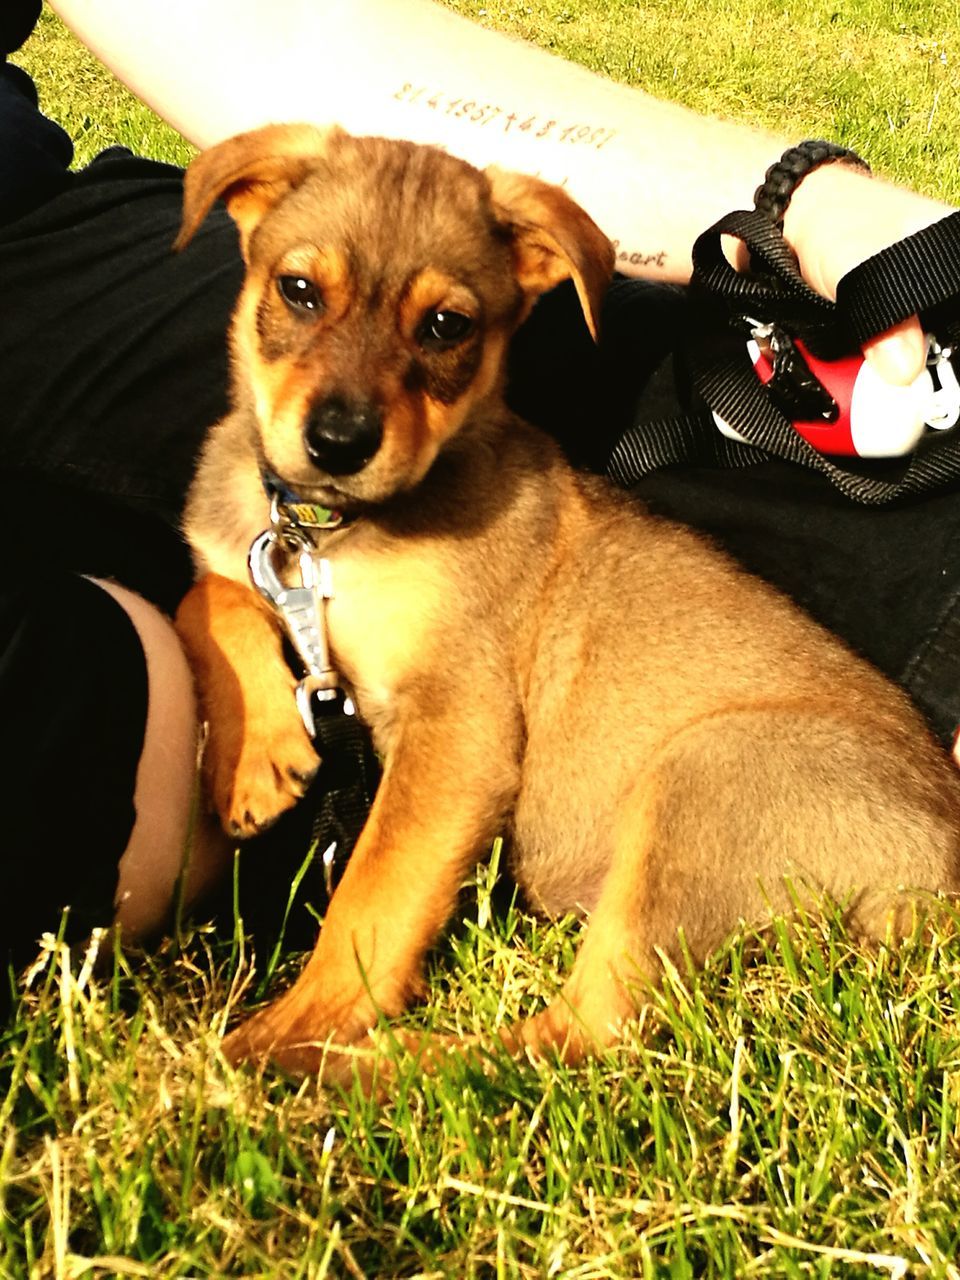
[393,82,617,150]
[612,241,667,270]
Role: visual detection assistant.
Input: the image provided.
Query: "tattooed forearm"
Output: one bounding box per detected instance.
[393,82,617,150]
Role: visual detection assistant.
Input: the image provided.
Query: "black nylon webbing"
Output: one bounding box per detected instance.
[689,208,846,358]
[607,407,762,488]
[605,209,960,506]
[688,320,960,504]
[306,698,380,891]
[839,210,960,347]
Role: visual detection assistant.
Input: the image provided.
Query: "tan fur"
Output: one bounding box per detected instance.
[173,126,960,1081]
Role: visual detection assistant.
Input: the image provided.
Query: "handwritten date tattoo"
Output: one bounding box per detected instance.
[393,82,617,150]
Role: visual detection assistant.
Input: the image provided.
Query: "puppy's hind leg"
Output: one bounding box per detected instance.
[494,705,960,1065]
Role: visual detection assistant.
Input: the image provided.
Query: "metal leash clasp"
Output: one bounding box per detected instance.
[248,513,340,738]
[924,338,960,431]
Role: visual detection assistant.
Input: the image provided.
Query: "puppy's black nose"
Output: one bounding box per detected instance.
[304,398,383,475]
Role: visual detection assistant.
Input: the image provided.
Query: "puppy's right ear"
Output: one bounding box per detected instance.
[175,123,339,256]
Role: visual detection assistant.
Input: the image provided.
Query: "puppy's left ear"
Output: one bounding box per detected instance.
[487,169,614,340]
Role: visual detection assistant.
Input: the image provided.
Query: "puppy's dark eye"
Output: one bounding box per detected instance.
[277,275,323,314]
[418,310,474,350]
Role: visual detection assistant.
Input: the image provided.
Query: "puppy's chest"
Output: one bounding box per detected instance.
[322,540,456,720]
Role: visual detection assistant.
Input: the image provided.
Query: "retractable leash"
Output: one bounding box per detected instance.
[248,487,379,894]
[607,207,960,505]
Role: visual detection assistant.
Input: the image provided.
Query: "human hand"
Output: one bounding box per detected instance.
[781,161,957,385]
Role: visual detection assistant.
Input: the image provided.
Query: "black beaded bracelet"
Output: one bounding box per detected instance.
[754,139,871,226]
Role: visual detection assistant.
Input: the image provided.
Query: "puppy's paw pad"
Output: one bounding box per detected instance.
[211,721,321,836]
[286,762,320,790]
[227,810,275,839]
[223,769,312,836]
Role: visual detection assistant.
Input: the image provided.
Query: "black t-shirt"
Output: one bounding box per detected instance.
[0,146,244,609]
[0,39,248,614]
[0,5,239,609]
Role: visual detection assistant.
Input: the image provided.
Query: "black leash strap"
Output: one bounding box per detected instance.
[248,501,379,895]
[607,404,761,486]
[606,209,960,505]
[305,693,380,890]
[839,210,960,348]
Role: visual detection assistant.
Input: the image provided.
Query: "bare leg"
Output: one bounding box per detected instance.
[91,579,229,942]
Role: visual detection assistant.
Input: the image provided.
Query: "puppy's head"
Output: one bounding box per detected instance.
[177,124,613,509]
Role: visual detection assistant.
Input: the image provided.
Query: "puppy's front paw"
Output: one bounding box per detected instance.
[206,711,320,837]
[221,992,377,1073]
[222,1015,392,1096]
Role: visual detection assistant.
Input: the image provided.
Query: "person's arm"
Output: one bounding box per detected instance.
[49,0,955,381]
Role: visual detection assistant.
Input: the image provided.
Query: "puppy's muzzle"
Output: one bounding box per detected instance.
[304,397,384,476]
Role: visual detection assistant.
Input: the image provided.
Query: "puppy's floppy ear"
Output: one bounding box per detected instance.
[486,168,614,340]
[175,123,340,256]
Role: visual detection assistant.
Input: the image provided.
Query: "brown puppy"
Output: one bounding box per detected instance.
[174,124,960,1080]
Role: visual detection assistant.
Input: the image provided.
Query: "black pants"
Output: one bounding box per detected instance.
[1,574,147,968]
[4,53,960,969]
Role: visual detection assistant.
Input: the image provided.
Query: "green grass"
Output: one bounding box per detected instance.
[4,866,960,1278]
[13,9,192,168]
[8,4,960,1277]
[447,0,960,201]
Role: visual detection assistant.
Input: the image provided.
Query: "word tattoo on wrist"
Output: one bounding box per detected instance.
[393,83,617,150]
[612,241,667,270]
